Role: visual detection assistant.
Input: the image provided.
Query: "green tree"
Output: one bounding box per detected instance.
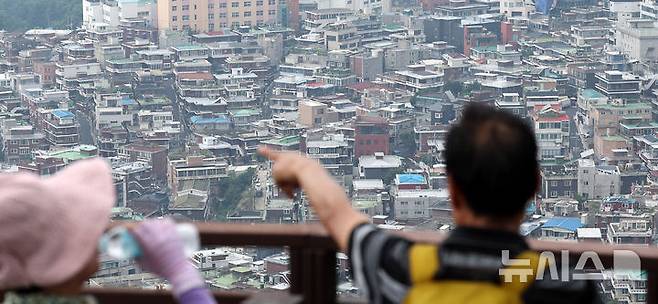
[463,81,482,96]
[397,132,417,158]
[0,0,83,31]
[382,168,405,186]
[212,168,256,220]
[420,154,437,166]
[444,81,464,95]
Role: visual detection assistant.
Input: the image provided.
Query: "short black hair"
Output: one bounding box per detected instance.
[445,103,539,218]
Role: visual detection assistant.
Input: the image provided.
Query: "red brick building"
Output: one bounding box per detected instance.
[354,116,390,158]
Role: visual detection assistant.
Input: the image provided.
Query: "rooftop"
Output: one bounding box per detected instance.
[396,174,427,185]
[543,217,583,232]
[190,115,230,125]
[577,228,602,239]
[261,135,301,147]
[52,109,75,119]
[353,179,385,190]
[580,88,606,99]
[47,145,98,161]
[359,154,402,169]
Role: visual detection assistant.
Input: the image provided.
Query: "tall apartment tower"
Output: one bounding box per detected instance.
[157,0,280,33]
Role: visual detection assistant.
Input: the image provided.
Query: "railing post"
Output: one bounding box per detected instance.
[311,248,337,304]
[648,270,657,304]
[289,248,303,295]
[289,247,337,304]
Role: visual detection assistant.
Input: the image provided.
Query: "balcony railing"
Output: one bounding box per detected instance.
[85,223,658,304]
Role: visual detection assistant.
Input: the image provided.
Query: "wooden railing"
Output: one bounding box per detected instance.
[85,223,658,304]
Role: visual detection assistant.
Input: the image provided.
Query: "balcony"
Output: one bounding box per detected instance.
[84,223,658,304]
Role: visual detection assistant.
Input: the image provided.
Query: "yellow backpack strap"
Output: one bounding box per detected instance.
[499,250,542,294]
[408,244,440,284]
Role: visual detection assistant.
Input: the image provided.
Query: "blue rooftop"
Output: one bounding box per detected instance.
[121,98,137,106]
[190,115,230,125]
[52,110,74,119]
[543,217,583,232]
[581,88,605,99]
[396,174,426,185]
[603,196,638,205]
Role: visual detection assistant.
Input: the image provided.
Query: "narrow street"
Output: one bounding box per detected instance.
[76,109,95,145]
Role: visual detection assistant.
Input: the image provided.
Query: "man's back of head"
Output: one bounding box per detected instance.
[446,103,539,219]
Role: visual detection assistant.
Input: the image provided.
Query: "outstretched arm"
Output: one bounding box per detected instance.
[258,146,368,252]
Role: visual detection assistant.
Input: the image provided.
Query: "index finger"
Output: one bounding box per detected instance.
[258,146,280,161]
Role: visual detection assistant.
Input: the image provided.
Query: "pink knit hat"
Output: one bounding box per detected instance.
[0,158,115,289]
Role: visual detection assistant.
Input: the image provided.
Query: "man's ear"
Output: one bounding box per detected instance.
[535,169,542,195]
[447,174,463,211]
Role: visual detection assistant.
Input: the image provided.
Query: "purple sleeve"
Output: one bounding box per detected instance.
[177,287,217,304]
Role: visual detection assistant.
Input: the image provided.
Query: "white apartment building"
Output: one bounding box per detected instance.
[499,0,535,18]
[95,93,135,130]
[577,159,621,200]
[167,156,228,193]
[616,18,658,61]
[393,189,448,221]
[609,0,642,20]
[641,0,658,19]
[55,62,104,94]
[316,0,383,14]
[96,107,134,130]
[531,105,570,161]
[192,248,253,271]
[601,271,648,304]
[83,0,158,30]
[383,62,445,93]
[607,219,653,246]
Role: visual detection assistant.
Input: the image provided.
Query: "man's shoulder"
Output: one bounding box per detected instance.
[523,276,602,304]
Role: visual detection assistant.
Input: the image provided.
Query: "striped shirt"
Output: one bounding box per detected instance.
[348,224,602,304]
